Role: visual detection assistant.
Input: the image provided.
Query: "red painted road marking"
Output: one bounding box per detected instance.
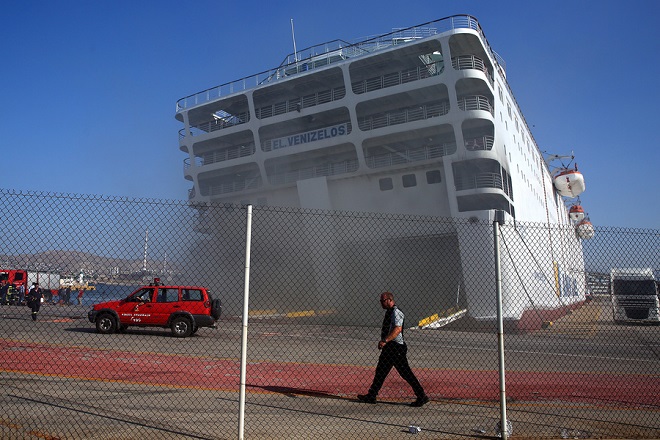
[1,340,658,407]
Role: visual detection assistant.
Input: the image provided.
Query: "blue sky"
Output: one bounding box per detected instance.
[2,1,658,229]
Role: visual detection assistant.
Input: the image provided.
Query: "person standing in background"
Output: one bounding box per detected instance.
[18,283,25,305]
[0,279,9,305]
[27,282,43,321]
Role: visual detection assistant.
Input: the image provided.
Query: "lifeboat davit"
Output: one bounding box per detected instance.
[575,218,595,240]
[569,204,586,222]
[554,167,585,198]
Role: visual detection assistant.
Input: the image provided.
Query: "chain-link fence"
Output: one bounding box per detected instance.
[1,189,658,439]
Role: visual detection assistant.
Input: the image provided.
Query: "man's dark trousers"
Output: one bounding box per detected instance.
[367,341,425,397]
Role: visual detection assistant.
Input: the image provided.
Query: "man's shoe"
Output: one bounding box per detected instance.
[357,394,377,404]
[410,395,429,407]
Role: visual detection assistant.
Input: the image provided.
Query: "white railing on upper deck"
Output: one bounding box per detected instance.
[457,95,493,115]
[176,15,485,112]
[255,86,346,120]
[352,62,444,94]
[365,142,457,169]
[455,172,503,191]
[357,101,450,131]
[207,176,263,196]
[464,135,494,151]
[451,55,493,85]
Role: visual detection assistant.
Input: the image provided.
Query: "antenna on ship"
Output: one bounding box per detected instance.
[291,18,299,63]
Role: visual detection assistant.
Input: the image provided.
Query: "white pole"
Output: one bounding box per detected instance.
[291,19,298,63]
[238,205,253,440]
[142,228,149,272]
[493,210,508,440]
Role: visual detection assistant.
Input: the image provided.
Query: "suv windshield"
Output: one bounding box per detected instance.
[131,288,155,302]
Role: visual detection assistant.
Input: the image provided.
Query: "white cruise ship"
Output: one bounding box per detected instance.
[175,15,589,330]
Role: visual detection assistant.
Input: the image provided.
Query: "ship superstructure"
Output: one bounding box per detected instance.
[175,15,588,329]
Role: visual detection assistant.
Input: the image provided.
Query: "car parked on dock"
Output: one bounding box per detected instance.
[88,279,221,337]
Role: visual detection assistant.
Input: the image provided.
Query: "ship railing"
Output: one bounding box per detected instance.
[457,95,493,115]
[191,144,256,168]
[268,159,359,185]
[464,135,494,151]
[179,111,251,140]
[176,15,483,112]
[451,55,493,85]
[208,176,263,196]
[179,126,207,140]
[365,142,457,168]
[455,172,503,191]
[183,156,205,171]
[351,62,444,95]
[358,101,450,131]
[255,86,346,120]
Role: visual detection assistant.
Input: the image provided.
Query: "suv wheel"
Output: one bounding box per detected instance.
[96,313,117,334]
[171,316,193,338]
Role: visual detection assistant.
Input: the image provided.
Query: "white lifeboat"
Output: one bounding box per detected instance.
[575,218,595,240]
[569,204,586,222]
[554,165,585,198]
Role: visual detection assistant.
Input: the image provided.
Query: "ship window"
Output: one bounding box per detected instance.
[402,174,417,188]
[379,178,393,191]
[426,170,442,184]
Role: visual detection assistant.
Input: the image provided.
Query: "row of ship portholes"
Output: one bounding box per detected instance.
[378,170,442,191]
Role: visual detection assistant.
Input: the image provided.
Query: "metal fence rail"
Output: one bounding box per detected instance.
[0,189,658,439]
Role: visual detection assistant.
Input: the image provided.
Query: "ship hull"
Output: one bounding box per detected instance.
[176,15,587,329]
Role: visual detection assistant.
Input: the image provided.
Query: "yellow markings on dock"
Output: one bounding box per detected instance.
[418,314,439,327]
[284,308,336,317]
[286,310,315,318]
[417,306,464,327]
[249,308,337,319]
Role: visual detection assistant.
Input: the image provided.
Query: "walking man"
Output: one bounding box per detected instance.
[27,282,43,321]
[358,291,429,407]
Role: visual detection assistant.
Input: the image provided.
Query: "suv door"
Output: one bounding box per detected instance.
[150,287,182,325]
[117,287,157,325]
[181,288,207,315]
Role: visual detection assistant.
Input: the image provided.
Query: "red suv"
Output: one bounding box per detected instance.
[88,280,221,338]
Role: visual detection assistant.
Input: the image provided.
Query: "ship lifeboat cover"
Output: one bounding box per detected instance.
[575,219,595,240]
[554,169,585,198]
[569,204,586,222]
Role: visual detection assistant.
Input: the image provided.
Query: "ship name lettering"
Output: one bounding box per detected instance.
[274,123,347,149]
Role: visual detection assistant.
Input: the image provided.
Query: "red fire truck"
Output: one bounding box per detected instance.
[1,269,60,305]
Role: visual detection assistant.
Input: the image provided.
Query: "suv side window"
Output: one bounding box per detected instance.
[182,289,203,301]
[157,288,180,303]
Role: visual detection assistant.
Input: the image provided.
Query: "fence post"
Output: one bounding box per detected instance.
[493,210,508,439]
[238,205,253,440]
